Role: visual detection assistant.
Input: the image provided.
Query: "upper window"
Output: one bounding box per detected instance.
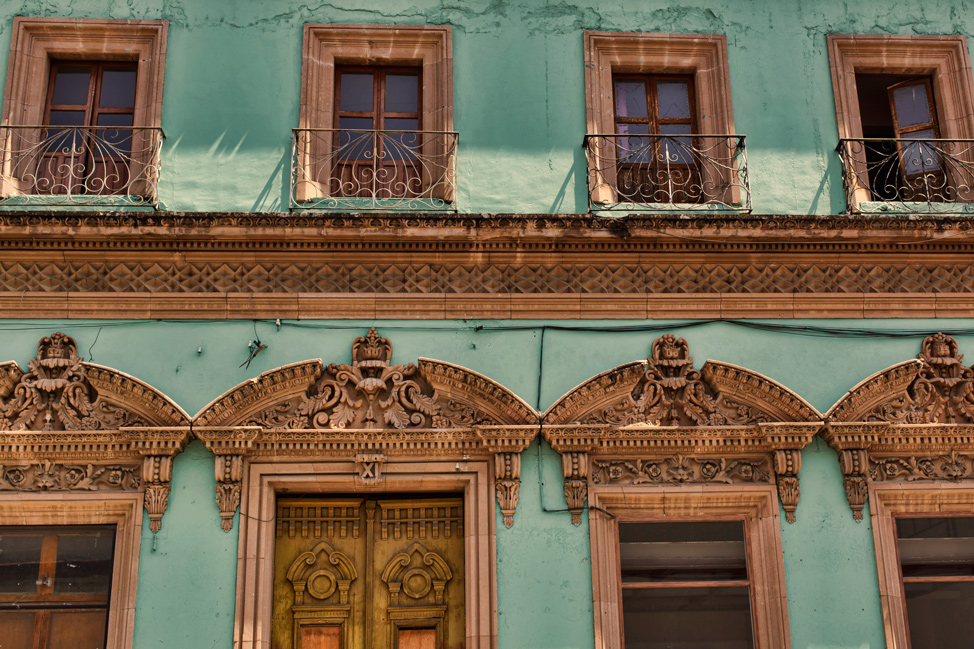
[827,35,974,212]
[292,24,455,211]
[582,31,750,212]
[0,17,167,207]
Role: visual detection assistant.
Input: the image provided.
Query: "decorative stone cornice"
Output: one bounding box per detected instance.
[542,335,822,524]
[824,334,974,520]
[0,333,191,532]
[1,213,974,319]
[192,329,537,530]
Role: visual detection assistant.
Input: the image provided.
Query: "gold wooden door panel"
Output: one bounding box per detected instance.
[274,497,464,649]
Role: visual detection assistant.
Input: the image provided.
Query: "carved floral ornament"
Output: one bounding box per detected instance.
[193,329,537,531]
[0,333,191,532]
[542,334,823,524]
[823,333,974,521]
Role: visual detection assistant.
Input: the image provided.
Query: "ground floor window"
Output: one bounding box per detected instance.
[0,525,115,649]
[588,486,791,649]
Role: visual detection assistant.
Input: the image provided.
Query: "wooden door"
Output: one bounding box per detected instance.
[273,496,465,649]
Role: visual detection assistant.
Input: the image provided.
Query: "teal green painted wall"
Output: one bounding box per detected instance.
[2,318,972,647]
[2,0,974,214]
[134,440,238,649]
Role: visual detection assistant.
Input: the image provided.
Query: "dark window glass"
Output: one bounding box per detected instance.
[98,68,137,108]
[50,66,91,106]
[384,74,419,113]
[622,586,754,649]
[339,72,374,112]
[0,533,44,593]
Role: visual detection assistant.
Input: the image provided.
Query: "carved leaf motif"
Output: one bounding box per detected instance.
[329,399,357,429]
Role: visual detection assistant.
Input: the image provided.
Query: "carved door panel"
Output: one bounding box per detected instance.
[273,496,465,649]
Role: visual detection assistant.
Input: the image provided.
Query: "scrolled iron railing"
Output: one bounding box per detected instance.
[583,133,750,212]
[291,128,458,211]
[0,125,164,207]
[836,138,974,214]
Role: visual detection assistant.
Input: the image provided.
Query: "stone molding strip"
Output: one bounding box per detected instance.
[0,212,973,318]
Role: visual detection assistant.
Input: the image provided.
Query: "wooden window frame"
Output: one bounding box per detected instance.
[584,31,736,205]
[232,459,496,649]
[297,23,452,202]
[827,34,974,211]
[588,485,791,649]
[0,492,143,649]
[0,17,167,198]
[870,484,974,649]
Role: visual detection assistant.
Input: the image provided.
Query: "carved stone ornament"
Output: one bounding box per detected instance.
[542,335,822,525]
[825,334,974,521]
[287,540,358,607]
[380,542,452,607]
[193,329,537,529]
[0,333,191,532]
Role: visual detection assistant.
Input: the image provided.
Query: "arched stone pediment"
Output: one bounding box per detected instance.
[823,334,974,522]
[0,333,191,533]
[541,334,822,525]
[192,329,536,531]
[544,336,819,426]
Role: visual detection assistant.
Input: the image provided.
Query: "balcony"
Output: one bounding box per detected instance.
[583,133,750,213]
[291,128,458,211]
[0,125,164,207]
[837,138,974,214]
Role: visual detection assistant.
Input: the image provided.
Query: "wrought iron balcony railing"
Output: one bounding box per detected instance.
[584,133,750,212]
[0,125,164,207]
[291,128,458,211]
[837,138,974,214]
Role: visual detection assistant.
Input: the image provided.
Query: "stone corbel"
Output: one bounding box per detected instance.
[494,452,521,528]
[562,451,589,526]
[839,449,869,522]
[355,453,385,486]
[194,427,259,531]
[773,450,801,524]
[215,455,244,532]
[142,455,173,533]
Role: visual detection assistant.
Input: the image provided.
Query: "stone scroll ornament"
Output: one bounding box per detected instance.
[824,333,974,521]
[193,328,537,531]
[543,334,821,525]
[0,333,191,532]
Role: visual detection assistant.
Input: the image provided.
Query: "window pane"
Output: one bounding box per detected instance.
[385,74,419,114]
[898,517,974,578]
[51,66,91,106]
[900,130,941,176]
[53,530,114,594]
[0,611,35,649]
[338,118,375,159]
[99,68,137,108]
[47,610,109,649]
[892,82,933,128]
[622,586,754,649]
[383,119,420,161]
[657,80,691,120]
[904,581,974,649]
[615,80,649,119]
[616,123,651,164]
[620,521,747,583]
[48,110,86,126]
[659,124,694,165]
[340,73,374,112]
[95,114,135,155]
[0,533,43,593]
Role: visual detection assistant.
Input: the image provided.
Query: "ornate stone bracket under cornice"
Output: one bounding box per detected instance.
[0,333,191,532]
[192,329,538,530]
[542,335,822,524]
[824,334,974,521]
